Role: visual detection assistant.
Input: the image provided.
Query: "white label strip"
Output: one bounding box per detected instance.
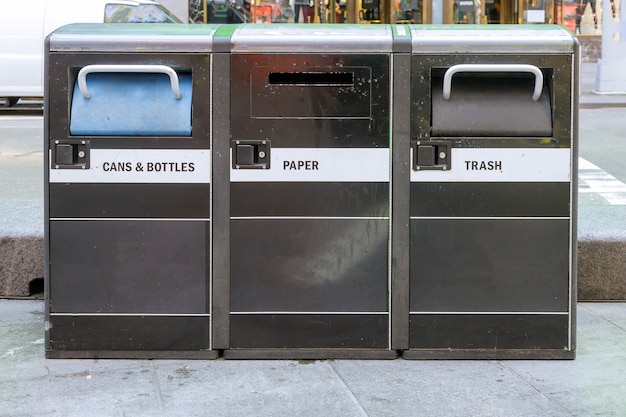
[231,148,389,182]
[49,149,211,183]
[411,148,571,182]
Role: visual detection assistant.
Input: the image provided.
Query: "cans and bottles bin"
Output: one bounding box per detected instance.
[45,23,578,360]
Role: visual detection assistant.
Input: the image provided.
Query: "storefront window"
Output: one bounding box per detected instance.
[561,0,600,34]
[396,0,425,22]
[454,0,482,23]
[185,0,603,28]
[521,0,555,23]
[486,0,500,23]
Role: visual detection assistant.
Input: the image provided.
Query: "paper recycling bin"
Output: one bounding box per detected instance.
[403,26,578,359]
[218,25,411,359]
[44,24,220,359]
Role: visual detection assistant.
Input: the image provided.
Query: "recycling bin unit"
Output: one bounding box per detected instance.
[44,23,578,360]
[216,25,410,359]
[403,26,579,359]
[44,24,222,359]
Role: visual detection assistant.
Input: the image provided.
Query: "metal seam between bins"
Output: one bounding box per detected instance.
[388,52,394,351]
[569,44,580,352]
[569,54,575,353]
[209,54,214,351]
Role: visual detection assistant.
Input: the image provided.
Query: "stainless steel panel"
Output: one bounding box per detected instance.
[49,316,211,351]
[231,218,389,312]
[230,314,389,349]
[409,25,576,54]
[409,314,570,350]
[230,24,394,53]
[48,23,219,52]
[50,220,209,314]
[410,219,570,313]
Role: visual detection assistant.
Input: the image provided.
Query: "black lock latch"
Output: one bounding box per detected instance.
[232,140,270,170]
[52,140,90,170]
[413,140,451,171]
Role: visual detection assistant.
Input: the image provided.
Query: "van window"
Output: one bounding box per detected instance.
[104,4,182,23]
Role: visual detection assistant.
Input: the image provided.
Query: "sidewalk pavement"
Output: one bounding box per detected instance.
[580,62,626,109]
[1,299,626,417]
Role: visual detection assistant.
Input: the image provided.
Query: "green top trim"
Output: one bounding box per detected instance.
[53,23,221,36]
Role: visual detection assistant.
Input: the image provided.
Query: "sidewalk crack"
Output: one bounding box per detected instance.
[328,362,370,417]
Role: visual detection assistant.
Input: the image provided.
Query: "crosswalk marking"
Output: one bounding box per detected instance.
[579,158,626,205]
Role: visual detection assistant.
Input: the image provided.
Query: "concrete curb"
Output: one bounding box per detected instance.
[578,232,626,301]
[0,235,43,297]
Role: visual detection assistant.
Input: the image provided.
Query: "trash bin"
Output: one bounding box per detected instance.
[403,26,579,359]
[45,23,577,360]
[45,24,220,359]
[218,25,410,359]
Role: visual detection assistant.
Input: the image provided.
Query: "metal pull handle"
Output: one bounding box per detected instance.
[77,65,182,100]
[442,64,544,101]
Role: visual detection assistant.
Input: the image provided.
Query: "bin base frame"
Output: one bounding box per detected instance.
[45,349,220,360]
[402,349,575,360]
[222,349,398,360]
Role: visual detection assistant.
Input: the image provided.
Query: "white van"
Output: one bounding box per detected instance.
[0,0,181,105]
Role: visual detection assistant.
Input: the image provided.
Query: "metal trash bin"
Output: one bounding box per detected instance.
[44,23,577,360]
[216,25,410,359]
[44,24,220,359]
[403,25,578,359]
